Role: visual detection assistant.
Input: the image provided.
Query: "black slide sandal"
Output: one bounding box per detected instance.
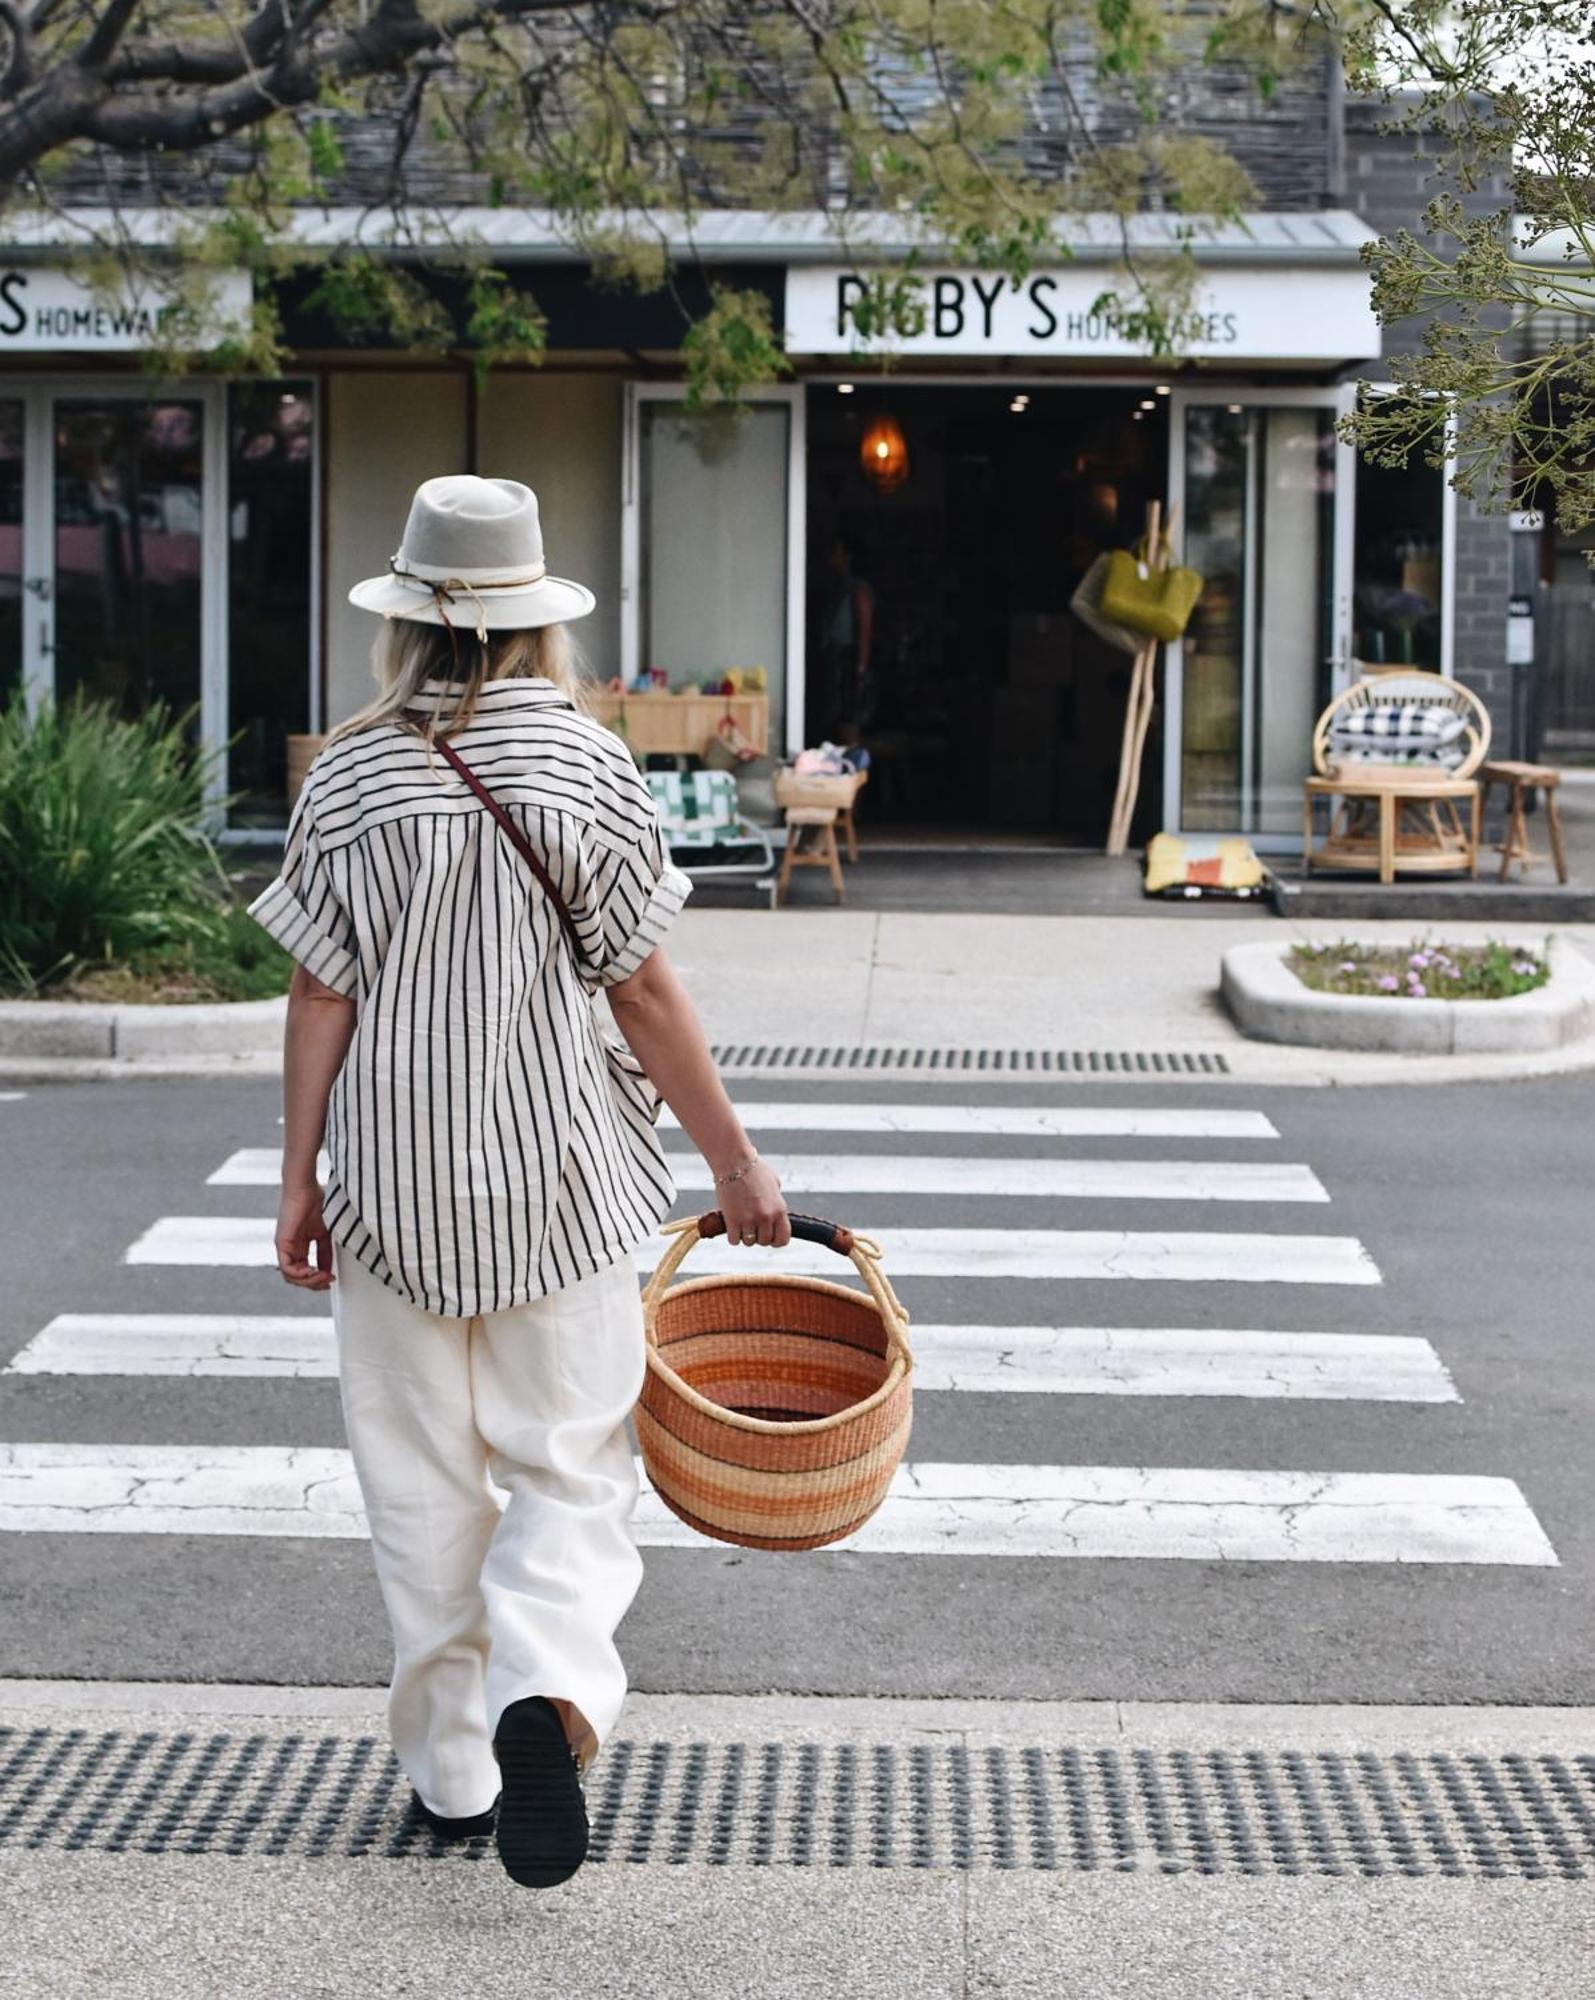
[492,1696,590,1887]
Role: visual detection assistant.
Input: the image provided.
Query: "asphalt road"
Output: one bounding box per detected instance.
[1,1072,1592,1706]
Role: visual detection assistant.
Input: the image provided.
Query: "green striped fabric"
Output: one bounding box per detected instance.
[645,769,742,848]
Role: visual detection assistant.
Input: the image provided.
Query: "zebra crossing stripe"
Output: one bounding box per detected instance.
[122,1218,1382,1285]
[209,1150,327,1187]
[208,1150,1321,1202]
[7,1316,335,1378]
[668,1156,1329,1203]
[662,1105,1285,1139]
[0,1445,1554,1564]
[893,1325,1456,1401]
[212,1106,1282,1185]
[4,1316,1453,1402]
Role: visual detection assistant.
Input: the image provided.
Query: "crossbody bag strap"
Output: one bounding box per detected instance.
[422,727,591,969]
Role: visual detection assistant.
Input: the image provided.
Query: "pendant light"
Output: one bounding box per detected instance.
[860,412,910,493]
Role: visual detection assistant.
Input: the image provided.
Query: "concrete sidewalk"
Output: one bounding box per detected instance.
[2,1681,1591,1999]
[663,906,1595,1086]
[7,904,1595,1086]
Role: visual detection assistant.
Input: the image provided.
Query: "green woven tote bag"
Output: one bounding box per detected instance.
[1099,547,1205,643]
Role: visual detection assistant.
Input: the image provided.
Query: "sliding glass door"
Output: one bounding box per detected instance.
[621,384,806,754]
[1166,388,1354,844]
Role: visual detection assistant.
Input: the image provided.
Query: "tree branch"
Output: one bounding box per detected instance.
[77,0,146,73]
[0,0,36,93]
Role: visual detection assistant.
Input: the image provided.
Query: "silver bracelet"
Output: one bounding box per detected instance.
[713,1151,760,1187]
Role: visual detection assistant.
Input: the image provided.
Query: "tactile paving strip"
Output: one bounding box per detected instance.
[2,1728,1592,1875]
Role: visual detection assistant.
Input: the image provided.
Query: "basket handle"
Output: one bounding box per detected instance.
[698,1209,856,1255]
[642,1209,911,1360]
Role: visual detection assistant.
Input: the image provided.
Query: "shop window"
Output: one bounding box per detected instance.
[228,382,314,826]
[54,399,204,720]
[0,402,19,702]
[638,402,790,749]
[1352,436,1445,672]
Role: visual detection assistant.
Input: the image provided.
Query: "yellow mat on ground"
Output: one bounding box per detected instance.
[1143,832,1269,898]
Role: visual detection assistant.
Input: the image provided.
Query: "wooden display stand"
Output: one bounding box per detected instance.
[776,807,846,905]
[589,691,769,759]
[1105,501,1178,857]
[773,767,868,862]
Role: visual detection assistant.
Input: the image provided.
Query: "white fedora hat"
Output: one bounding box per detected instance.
[348,474,595,637]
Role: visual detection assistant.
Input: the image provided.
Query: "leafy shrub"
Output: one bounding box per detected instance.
[0,688,238,995]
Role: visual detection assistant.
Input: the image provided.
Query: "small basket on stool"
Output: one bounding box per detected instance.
[636,1211,914,1551]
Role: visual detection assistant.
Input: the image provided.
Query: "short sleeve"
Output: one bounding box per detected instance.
[594,802,694,988]
[246,785,360,998]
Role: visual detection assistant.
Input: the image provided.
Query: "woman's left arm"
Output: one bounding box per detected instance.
[276,962,358,1291]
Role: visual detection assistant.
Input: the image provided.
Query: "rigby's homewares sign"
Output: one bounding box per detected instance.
[785,264,1379,362]
[0,266,253,351]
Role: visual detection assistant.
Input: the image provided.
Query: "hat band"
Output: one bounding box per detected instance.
[388,559,549,592]
[385,556,557,645]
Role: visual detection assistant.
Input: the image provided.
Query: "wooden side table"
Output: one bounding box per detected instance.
[776,806,845,906]
[1479,761,1568,883]
[1303,770,1482,884]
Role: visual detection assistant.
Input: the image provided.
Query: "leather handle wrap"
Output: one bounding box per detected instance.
[695,1210,856,1256]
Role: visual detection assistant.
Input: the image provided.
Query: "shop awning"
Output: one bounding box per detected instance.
[0,204,1375,266]
[0,206,1380,364]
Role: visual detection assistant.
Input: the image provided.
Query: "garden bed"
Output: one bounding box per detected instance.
[1288,939,1551,1004]
[1221,938,1595,1055]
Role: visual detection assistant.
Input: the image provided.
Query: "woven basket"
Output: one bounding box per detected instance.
[636,1211,914,1552]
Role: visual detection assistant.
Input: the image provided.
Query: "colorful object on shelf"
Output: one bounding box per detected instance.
[1143,832,1268,899]
[860,412,910,493]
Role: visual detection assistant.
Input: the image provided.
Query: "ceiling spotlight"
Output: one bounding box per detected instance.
[1139,399,1157,411]
[1009,398,1027,413]
[1226,402,1244,415]
[837,382,855,395]
[1155,384,1171,396]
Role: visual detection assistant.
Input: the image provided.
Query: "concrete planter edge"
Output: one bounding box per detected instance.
[0,993,288,1060]
[1219,938,1595,1054]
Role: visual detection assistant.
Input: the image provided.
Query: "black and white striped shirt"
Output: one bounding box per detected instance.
[248,674,693,1317]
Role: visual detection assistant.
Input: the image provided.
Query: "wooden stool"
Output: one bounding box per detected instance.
[1479,761,1568,883]
[776,806,845,906]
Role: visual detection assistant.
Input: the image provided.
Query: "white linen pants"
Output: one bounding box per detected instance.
[332,1243,649,1820]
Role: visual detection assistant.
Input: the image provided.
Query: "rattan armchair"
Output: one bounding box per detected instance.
[1303,669,1492,883]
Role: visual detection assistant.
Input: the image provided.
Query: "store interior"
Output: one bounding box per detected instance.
[804,382,1169,844]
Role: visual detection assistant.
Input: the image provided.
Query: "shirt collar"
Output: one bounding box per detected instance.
[410,674,576,715]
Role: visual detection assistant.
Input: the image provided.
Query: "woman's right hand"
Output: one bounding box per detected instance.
[716,1158,791,1248]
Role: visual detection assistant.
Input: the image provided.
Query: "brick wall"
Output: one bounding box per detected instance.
[1343,100,1519,754]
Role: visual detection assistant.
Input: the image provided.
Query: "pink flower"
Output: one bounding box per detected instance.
[1512,959,1536,976]
[1377,975,1399,992]
[1338,961,1357,975]
[1409,952,1430,969]
[1408,981,1427,998]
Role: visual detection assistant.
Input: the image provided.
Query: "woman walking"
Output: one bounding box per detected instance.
[248,473,788,1889]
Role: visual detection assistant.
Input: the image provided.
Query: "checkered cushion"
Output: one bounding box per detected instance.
[645,769,743,848]
[1331,739,1470,770]
[1329,702,1469,768]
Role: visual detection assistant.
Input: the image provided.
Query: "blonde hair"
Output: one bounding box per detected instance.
[326,618,591,752]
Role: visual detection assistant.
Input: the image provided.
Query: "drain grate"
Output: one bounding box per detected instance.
[2,1728,1592,1876]
[707,1045,1231,1078]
